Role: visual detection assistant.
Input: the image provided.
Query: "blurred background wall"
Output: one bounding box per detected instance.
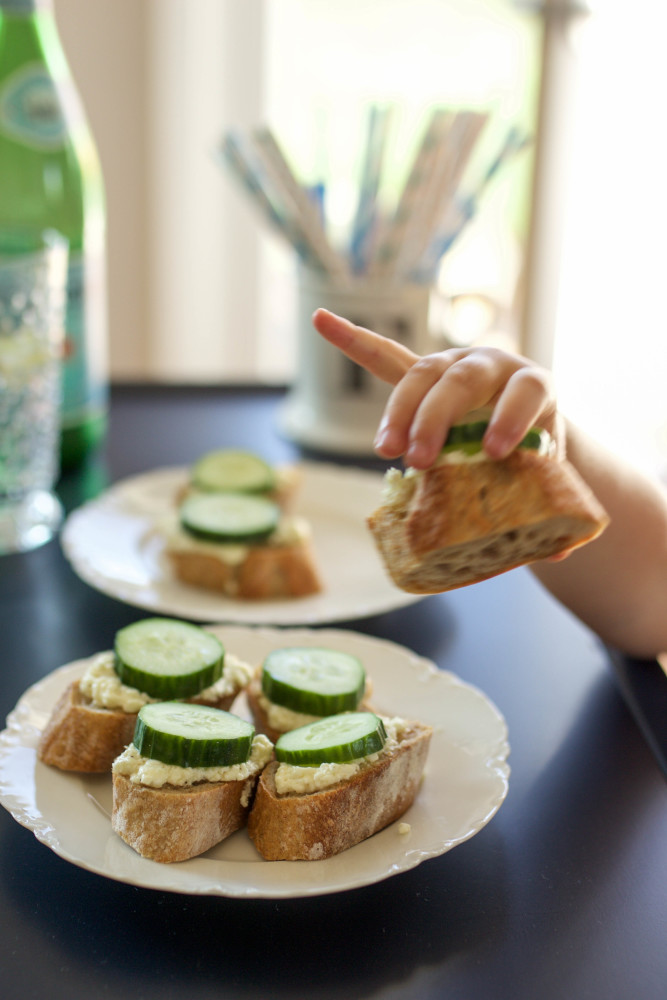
[53,0,667,474]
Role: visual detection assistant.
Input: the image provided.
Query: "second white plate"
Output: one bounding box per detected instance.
[61,462,422,625]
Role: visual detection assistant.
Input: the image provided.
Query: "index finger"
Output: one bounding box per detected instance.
[312,308,420,386]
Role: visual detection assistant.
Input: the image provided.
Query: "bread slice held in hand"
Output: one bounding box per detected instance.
[368,423,610,595]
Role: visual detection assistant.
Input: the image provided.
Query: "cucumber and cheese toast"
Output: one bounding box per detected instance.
[166,490,322,601]
[368,419,609,595]
[247,712,432,861]
[112,703,273,863]
[245,646,372,743]
[177,448,302,510]
[37,619,254,773]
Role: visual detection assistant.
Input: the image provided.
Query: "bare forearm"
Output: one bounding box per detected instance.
[531,420,667,657]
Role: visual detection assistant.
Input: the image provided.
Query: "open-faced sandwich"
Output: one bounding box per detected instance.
[246,645,373,743]
[112,702,273,863]
[38,618,253,773]
[178,448,301,510]
[165,489,322,600]
[368,418,610,594]
[247,711,432,860]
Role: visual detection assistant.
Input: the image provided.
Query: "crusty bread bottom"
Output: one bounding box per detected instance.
[112,772,252,863]
[37,680,240,773]
[368,451,609,594]
[247,721,432,860]
[167,541,322,600]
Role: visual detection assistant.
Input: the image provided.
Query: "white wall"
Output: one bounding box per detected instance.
[54,0,150,380]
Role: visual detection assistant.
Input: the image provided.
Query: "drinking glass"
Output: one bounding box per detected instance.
[0,229,68,553]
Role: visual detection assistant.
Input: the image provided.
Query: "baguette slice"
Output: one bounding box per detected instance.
[368,450,610,595]
[37,680,241,774]
[247,720,432,860]
[111,771,252,863]
[167,538,322,600]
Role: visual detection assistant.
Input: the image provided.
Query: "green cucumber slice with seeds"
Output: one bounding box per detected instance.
[262,647,366,716]
[275,711,387,766]
[179,492,280,544]
[191,449,276,494]
[133,702,254,768]
[442,421,550,455]
[114,618,224,699]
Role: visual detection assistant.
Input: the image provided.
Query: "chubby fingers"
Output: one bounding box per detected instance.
[311,309,560,469]
[483,364,558,458]
[379,348,558,468]
[312,308,419,385]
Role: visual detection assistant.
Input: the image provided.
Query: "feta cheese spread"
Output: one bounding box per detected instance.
[163,513,312,562]
[274,717,405,795]
[112,732,274,789]
[200,652,254,701]
[79,652,156,713]
[79,650,253,711]
[256,688,321,733]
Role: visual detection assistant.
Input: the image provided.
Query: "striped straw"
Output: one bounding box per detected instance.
[393,110,489,281]
[250,127,349,279]
[410,127,532,283]
[219,131,325,271]
[348,104,394,275]
[368,106,453,280]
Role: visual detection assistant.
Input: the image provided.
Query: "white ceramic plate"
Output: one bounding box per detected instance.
[0,625,510,899]
[61,463,421,625]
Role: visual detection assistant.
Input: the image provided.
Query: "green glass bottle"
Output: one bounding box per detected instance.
[0,0,108,470]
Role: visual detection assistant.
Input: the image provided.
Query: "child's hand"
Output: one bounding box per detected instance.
[312,308,564,469]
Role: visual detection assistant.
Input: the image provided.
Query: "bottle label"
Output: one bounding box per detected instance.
[0,63,67,150]
[62,248,108,428]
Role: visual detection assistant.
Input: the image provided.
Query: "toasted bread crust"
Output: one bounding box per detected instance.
[368,451,609,594]
[247,721,432,860]
[112,771,253,863]
[167,540,322,600]
[37,680,241,773]
[37,681,138,773]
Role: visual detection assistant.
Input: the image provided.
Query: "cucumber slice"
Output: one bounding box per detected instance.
[518,428,550,451]
[262,647,366,716]
[442,421,550,455]
[133,702,255,767]
[274,712,387,766]
[114,618,224,699]
[444,420,489,449]
[179,492,280,543]
[191,449,276,494]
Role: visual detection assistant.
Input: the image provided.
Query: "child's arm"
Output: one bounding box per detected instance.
[312,308,667,657]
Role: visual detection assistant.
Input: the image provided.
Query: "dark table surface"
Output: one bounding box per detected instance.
[1,384,665,1000]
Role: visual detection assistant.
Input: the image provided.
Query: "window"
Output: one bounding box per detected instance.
[55,0,667,474]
